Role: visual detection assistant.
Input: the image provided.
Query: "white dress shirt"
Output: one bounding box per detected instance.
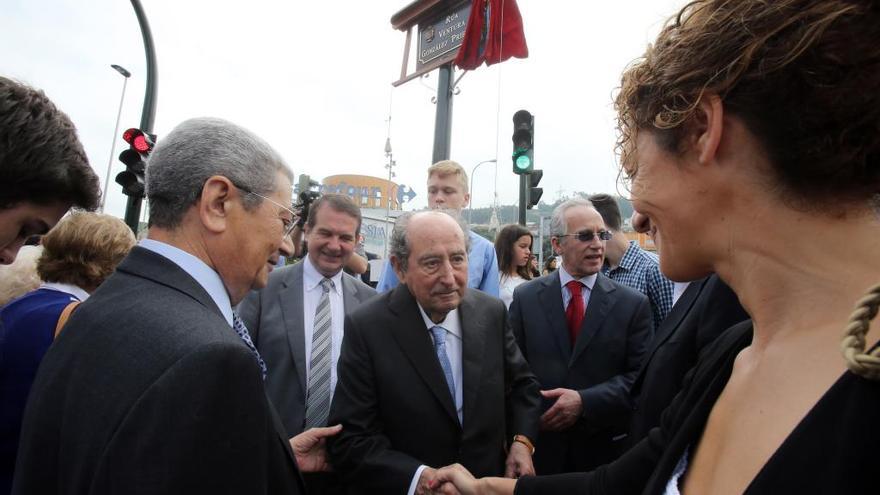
[301,255,346,395]
[40,282,89,302]
[408,306,465,495]
[672,281,691,306]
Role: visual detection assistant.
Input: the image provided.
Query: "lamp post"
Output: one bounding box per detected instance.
[468,159,497,224]
[100,64,131,213]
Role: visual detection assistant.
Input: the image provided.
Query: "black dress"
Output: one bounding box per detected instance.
[516,321,879,494]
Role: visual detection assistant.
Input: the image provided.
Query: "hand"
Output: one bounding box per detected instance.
[504,441,534,478]
[416,467,439,495]
[289,424,342,473]
[429,464,474,495]
[540,388,582,431]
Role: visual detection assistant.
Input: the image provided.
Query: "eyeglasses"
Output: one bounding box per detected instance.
[232,183,297,238]
[556,230,613,243]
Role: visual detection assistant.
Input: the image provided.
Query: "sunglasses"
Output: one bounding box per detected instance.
[556,230,613,243]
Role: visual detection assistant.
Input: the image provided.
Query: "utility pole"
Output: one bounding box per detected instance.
[432,63,454,163]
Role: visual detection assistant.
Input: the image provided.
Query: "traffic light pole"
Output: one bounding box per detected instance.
[432,63,454,163]
[518,174,528,226]
[124,0,158,233]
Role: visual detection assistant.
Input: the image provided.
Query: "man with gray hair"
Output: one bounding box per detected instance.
[508,198,652,473]
[13,117,337,494]
[328,210,540,494]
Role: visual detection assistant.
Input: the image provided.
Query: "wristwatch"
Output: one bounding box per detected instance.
[512,434,535,455]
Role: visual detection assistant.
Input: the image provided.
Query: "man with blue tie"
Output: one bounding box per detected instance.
[328,210,540,494]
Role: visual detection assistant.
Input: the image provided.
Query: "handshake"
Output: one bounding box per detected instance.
[416,439,531,495]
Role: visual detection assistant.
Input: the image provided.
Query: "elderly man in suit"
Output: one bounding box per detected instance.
[12,118,337,494]
[328,210,541,494]
[509,198,653,474]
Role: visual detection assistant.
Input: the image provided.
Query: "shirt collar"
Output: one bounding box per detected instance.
[40,282,90,302]
[417,305,462,340]
[303,254,344,295]
[139,238,234,327]
[557,264,597,291]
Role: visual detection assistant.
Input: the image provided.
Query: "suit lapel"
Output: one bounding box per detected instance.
[537,274,572,362]
[341,273,357,312]
[279,262,308,394]
[631,277,707,392]
[388,285,461,426]
[570,274,614,366]
[459,291,486,429]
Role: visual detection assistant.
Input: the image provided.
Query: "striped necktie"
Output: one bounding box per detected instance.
[232,312,267,381]
[305,278,334,429]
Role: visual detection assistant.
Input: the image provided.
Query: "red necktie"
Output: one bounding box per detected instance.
[565,280,585,346]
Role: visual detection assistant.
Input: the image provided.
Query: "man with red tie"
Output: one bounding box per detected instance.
[509,198,652,474]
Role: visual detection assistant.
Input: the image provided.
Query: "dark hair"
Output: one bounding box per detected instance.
[306,194,362,237]
[616,0,880,210]
[588,193,623,231]
[0,77,100,210]
[494,223,533,280]
[543,256,557,274]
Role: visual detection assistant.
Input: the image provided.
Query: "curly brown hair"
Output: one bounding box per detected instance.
[0,77,101,210]
[615,0,880,209]
[37,212,136,291]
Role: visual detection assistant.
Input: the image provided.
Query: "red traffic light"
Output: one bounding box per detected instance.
[122,128,153,153]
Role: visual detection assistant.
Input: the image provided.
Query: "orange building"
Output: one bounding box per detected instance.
[625,232,657,252]
[321,174,400,210]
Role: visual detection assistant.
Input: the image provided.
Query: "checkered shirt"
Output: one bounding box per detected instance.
[602,241,674,330]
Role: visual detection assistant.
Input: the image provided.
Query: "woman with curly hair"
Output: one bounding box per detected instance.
[431,0,880,493]
[0,212,135,492]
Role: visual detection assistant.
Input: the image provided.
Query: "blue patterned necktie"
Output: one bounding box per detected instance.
[430,325,456,402]
[232,312,267,381]
[305,278,334,429]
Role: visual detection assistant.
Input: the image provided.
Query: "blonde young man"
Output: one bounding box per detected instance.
[376,160,499,297]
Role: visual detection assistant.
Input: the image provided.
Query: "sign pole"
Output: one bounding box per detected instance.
[432,62,454,163]
[518,174,528,225]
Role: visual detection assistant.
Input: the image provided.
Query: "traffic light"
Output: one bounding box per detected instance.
[511,110,534,174]
[115,128,154,197]
[527,169,543,209]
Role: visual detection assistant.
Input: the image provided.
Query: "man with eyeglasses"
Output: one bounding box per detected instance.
[508,198,652,474]
[13,118,338,494]
[238,193,375,494]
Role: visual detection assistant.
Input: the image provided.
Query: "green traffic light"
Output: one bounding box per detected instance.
[515,154,532,170]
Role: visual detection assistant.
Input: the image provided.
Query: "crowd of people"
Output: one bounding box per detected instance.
[1,0,878,494]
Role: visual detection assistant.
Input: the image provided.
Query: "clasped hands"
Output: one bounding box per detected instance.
[417,441,533,495]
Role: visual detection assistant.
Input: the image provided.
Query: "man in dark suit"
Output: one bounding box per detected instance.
[625,274,748,448]
[12,117,337,494]
[509,198,653,474]
[328,210,541,494]
[239,194,376,437]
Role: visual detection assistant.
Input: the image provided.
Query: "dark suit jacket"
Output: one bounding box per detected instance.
[509,272,652,473]
[327,284,541,494]
[12,247,304,495]
[238,260,376,437]
[515,321,880,494]
[625,275,748,448]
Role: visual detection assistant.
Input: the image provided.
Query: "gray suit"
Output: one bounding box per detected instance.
[238,259,376,437]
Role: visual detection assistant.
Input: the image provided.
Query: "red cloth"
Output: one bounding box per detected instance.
[565,280,585,346]
[454,0,529,70]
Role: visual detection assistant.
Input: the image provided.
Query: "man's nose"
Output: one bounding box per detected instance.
[278,234,295,258]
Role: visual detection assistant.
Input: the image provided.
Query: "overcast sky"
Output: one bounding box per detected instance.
[1,0,686,218]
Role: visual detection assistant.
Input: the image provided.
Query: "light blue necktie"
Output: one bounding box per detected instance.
[232,312,267,381]
[430,325,456,402]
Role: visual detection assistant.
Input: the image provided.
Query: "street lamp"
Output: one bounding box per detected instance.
[468,159,497,224]
[100,64,132,212]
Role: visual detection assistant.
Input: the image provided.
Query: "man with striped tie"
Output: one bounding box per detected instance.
[327,210,541,495]
[238,193,376,493]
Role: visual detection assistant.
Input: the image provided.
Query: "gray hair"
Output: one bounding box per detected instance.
[389,209,471,272]
[550,198,594,237]
[145,117,293,228]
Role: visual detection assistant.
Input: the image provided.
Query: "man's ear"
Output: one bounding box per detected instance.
[390,255,406,283]
[199,175,236,234]
[690,93,724,166]
[550,237,562,255]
